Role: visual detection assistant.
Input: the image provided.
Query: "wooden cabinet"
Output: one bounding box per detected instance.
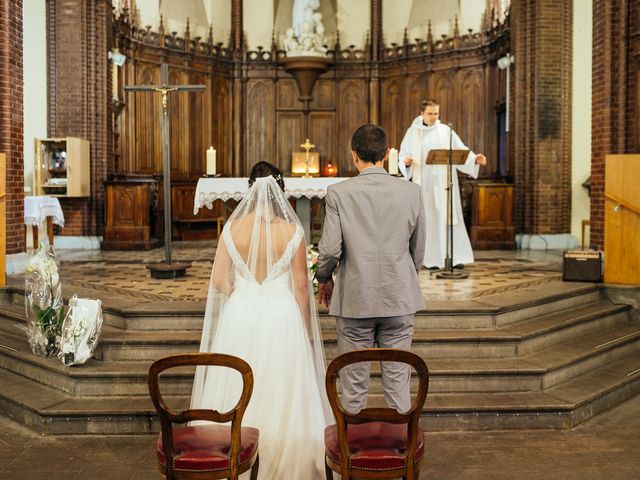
[171,183,225,241]
[604,155,640,285]
[102,179,161,250]
[470,183,516,250]
[35,137,90,197]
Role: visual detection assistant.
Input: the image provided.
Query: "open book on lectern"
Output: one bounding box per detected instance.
[426,149,470,166]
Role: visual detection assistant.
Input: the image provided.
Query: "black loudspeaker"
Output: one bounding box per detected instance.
[563,250,603,282]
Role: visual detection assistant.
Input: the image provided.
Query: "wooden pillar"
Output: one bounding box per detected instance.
[369,0,382,124]
[231,0,244,176]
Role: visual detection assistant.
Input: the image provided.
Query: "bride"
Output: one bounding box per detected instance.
[191,162,331,479]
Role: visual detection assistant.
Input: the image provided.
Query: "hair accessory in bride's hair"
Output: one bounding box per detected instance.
[273,173,285,190]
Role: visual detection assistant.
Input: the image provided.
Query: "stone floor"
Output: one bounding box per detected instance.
[49,242,564,304]
[0,393,638,479]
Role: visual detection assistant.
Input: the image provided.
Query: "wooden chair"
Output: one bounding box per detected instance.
[148,353,260,480]
[324,348,429,480]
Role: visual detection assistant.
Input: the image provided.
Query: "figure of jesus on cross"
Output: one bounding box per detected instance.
[125,64,205,278]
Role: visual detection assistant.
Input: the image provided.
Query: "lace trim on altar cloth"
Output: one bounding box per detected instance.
[196,189,328,211]
[24,208,65,227]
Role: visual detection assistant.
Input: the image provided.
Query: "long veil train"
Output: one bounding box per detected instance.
[191,175,331,479]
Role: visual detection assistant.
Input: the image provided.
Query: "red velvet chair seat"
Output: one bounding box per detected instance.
[325,421,424,471]
[156,425,259,472]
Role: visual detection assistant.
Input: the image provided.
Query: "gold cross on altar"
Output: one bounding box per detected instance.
[300,138,315,178]
[300,138,315,152]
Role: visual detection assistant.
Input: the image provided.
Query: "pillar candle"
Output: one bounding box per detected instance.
[388,148,399,175]
[206,147,216,175]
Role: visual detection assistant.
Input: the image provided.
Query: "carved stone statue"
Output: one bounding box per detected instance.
[283,28,300,55]
[292,0,320,38]
[285,0,328,57]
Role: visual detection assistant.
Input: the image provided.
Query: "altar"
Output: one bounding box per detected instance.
[194,177,349,242]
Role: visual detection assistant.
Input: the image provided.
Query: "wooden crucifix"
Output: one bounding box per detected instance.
[125,64,205,278]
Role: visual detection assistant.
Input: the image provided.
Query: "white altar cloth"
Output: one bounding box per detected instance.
[194,177,349,215]
[24,196,65,227]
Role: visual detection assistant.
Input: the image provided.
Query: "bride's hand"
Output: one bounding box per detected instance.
[318,279,334,307]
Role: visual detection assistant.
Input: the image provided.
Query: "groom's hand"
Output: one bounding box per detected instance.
[318,279,334,307]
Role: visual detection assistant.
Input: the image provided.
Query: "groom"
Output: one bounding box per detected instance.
[316,124,426,413]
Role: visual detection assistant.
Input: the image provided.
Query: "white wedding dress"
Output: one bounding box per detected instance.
[191,176,331,480]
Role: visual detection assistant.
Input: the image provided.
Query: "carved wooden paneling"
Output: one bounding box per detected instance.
[277,112,304,173]
[406,74,428,127]
[380,78,404,149]
[131,64,161,174]
[309,111,337,168]
[432,73,456,126]
[311,79,336,109]
[168,68,190,177]
[459,69,484,154]
[277,79,303,110]
[112,9,511,248]
[188,72,210,178]
[338,80,367,175]
[245,80,276,172]
[212,76,231,177]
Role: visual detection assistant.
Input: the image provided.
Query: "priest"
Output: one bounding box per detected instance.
[399,99,487,269]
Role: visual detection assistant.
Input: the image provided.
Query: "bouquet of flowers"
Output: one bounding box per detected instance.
[59,295,103,366]
[307,245,319,294]
[20,244,65,357]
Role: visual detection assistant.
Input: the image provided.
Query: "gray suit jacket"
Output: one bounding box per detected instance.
[316,167,426,318]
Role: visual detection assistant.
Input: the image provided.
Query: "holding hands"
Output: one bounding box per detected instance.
[318,279,334,307]
[475,154,487,166]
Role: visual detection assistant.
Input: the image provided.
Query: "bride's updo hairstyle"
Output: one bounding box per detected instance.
[248,161,285,191]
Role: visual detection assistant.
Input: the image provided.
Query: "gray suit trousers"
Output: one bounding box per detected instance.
[336,315,414,414]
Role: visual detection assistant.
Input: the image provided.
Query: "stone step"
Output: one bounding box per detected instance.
[322,301,630,360]
[2,350,639,435]
[2,281,600,332]
[1,297,627,362]
[319,283,601,330]
[0,300,631,371]
[1,316,638,396]
[0,331,195,397]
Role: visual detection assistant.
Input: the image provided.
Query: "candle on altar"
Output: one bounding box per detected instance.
[206,147,216,176]
[388,148,399,175]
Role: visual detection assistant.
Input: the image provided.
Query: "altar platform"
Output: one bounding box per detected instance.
[0,244,639,435]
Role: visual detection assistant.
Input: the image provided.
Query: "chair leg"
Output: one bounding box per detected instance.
[250,454,259,480]
[324,461,333,480]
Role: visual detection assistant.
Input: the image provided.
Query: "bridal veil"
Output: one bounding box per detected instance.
[191,175,331,424]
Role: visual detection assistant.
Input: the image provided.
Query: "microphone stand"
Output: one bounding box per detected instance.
[436,123,469,279]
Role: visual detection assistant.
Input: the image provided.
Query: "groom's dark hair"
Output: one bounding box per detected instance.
[351,124,388,163]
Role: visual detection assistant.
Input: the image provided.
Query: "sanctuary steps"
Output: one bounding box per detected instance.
[0,282,639,434]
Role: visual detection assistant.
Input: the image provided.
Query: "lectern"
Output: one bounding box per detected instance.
[426,147,470,279]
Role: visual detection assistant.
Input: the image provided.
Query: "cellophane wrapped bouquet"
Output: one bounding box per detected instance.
[58,295,103,366]
[21,244,65,357]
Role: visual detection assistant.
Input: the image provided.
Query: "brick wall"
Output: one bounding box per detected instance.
[511,0,573,235]
[0,0,24,254]
[47,0,111,237]
[590,0,637,250]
